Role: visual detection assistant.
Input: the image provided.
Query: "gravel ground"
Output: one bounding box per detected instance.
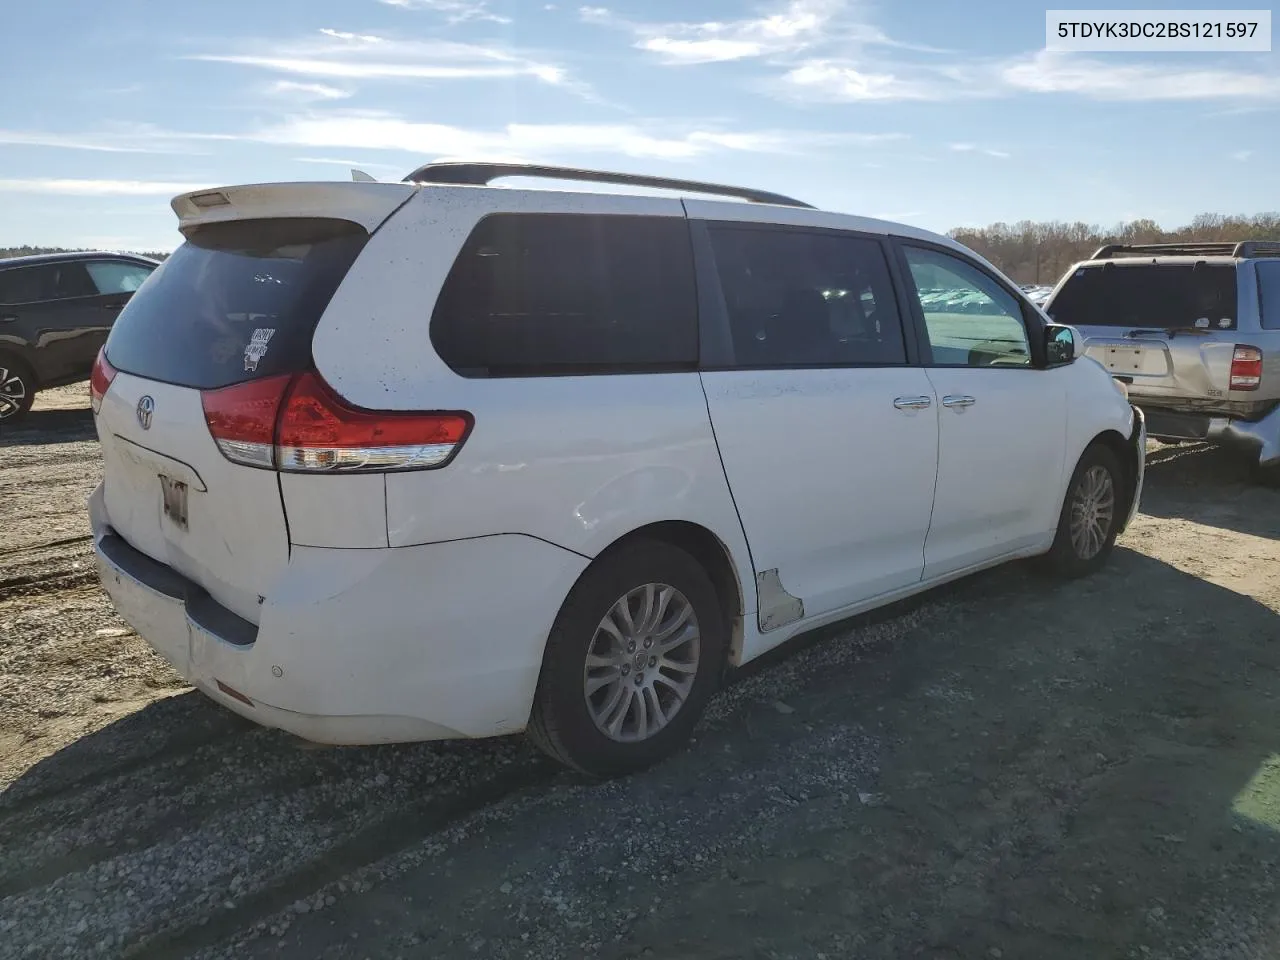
[1,384,1278,960]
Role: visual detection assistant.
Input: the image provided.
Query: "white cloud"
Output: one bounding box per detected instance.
[1233,149,1254,161]
[949,142,1010,159]
[780,61,953,101]
[1001,51,1280,100]
[0,124,226,155]
[0,114,906,174]
[0,130,159,154]
[267,80,353,101]
[190,33,571,87]
[319,28,385,43]
[243,112,905,162]
[203,54,546,81]
[780,49,1280,103]
[580,0,1280,104]
[584,0,856,64]
[0,179,211,196]
[379,0,511,25]
[581,0,927,66]
[293,156,405,170]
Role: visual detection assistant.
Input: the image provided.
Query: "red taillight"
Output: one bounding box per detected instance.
[201,371,472,473]
[89,348,117,415]
[1230,345,1263,391]
[201,374,292,469]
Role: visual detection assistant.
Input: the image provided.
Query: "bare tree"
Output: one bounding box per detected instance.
[949,212,1280,285]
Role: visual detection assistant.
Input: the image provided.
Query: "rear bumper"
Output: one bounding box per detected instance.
[1206,406,1280,468]
[89,483,589,745]
[1140,403,1280,467]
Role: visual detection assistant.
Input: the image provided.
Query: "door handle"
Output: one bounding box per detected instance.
[942,395,976,408]
[893,395,933,410]
[0,314,16,323]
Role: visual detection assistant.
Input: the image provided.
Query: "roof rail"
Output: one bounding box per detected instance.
[401,162,816,209]
[1090,240,1280,260]
[1232,240,1280,259]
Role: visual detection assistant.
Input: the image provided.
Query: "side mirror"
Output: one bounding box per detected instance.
[1044,323,1076,367]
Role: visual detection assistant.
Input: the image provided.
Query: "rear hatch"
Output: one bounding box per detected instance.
[92,195,401,624]
[1045,260,1242,403]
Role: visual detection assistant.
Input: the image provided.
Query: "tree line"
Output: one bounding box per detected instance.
[949,213,1280,286]
[0,245,169,261]
[7,210,1280,289]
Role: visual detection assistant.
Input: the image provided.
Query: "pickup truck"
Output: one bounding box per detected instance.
[1043,241,1280,484]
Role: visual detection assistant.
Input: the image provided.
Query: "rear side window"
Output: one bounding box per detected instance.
[706,225,906,367]
[86,260,154,295]
[1048,263,1239,332]
[1256,261,1280,330]
[106,218,368,390]
[430,213,698,377]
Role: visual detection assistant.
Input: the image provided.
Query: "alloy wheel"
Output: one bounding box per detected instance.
[583,583,701,743]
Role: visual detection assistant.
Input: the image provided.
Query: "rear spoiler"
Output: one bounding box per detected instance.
[170,181,417,235]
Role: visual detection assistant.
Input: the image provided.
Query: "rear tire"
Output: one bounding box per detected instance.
[1036,443,1125,579]
[0,355,36,425]
[527,539,726,779]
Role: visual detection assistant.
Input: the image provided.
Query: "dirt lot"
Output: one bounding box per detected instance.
[2,384,1278,960]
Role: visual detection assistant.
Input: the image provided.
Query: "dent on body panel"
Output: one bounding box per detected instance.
[756,568,804,632]
[573,463,697,535]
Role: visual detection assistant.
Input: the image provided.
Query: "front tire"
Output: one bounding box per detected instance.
[1036,443,1124,579]
[527,539,726,779]
[0,356,35,424]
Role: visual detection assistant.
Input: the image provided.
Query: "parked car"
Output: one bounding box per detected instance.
[1018,284,1054,306]
[1043,241,1280,483]
[88,163,1145,778]
[0,251,159,423]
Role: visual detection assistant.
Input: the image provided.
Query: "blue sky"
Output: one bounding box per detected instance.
[1,0,1277,251]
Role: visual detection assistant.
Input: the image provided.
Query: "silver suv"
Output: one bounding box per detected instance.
[1044,241,1280,482]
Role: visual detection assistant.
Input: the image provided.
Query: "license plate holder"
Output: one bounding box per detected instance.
[1104,345,1144,373]
[160,475,189,530]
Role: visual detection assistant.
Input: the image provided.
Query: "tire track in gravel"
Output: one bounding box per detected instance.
[126,756,558,960]
[0,733,553,959]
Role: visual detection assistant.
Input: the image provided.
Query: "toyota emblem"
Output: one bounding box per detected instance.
[136,395,155,430]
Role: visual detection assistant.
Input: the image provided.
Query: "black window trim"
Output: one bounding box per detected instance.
[429,210,703,380]
[691,218,920,372]
[1254,259,1280,331]
[890,237,1053,370]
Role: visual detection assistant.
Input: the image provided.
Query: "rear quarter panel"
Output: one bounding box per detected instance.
[310,186,759,628]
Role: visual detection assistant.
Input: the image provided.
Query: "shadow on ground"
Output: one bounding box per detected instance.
[1141,441,1280,539]
[0,406,95,446]
[3,441,1278,960]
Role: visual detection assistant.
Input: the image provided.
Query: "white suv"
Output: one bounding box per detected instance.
[89,163,1146,777]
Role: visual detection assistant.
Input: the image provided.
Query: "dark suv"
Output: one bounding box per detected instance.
[0,251,159,423]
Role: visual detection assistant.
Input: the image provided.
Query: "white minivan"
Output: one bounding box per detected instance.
[89,163,1145,777]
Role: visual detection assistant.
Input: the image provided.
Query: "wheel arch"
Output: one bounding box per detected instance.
[587,520,747,666]
[1086,428,1139,535]
[0,347,38,384]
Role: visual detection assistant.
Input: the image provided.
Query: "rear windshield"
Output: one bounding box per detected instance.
[106,218,368,389]
[1047,262,1238,331]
